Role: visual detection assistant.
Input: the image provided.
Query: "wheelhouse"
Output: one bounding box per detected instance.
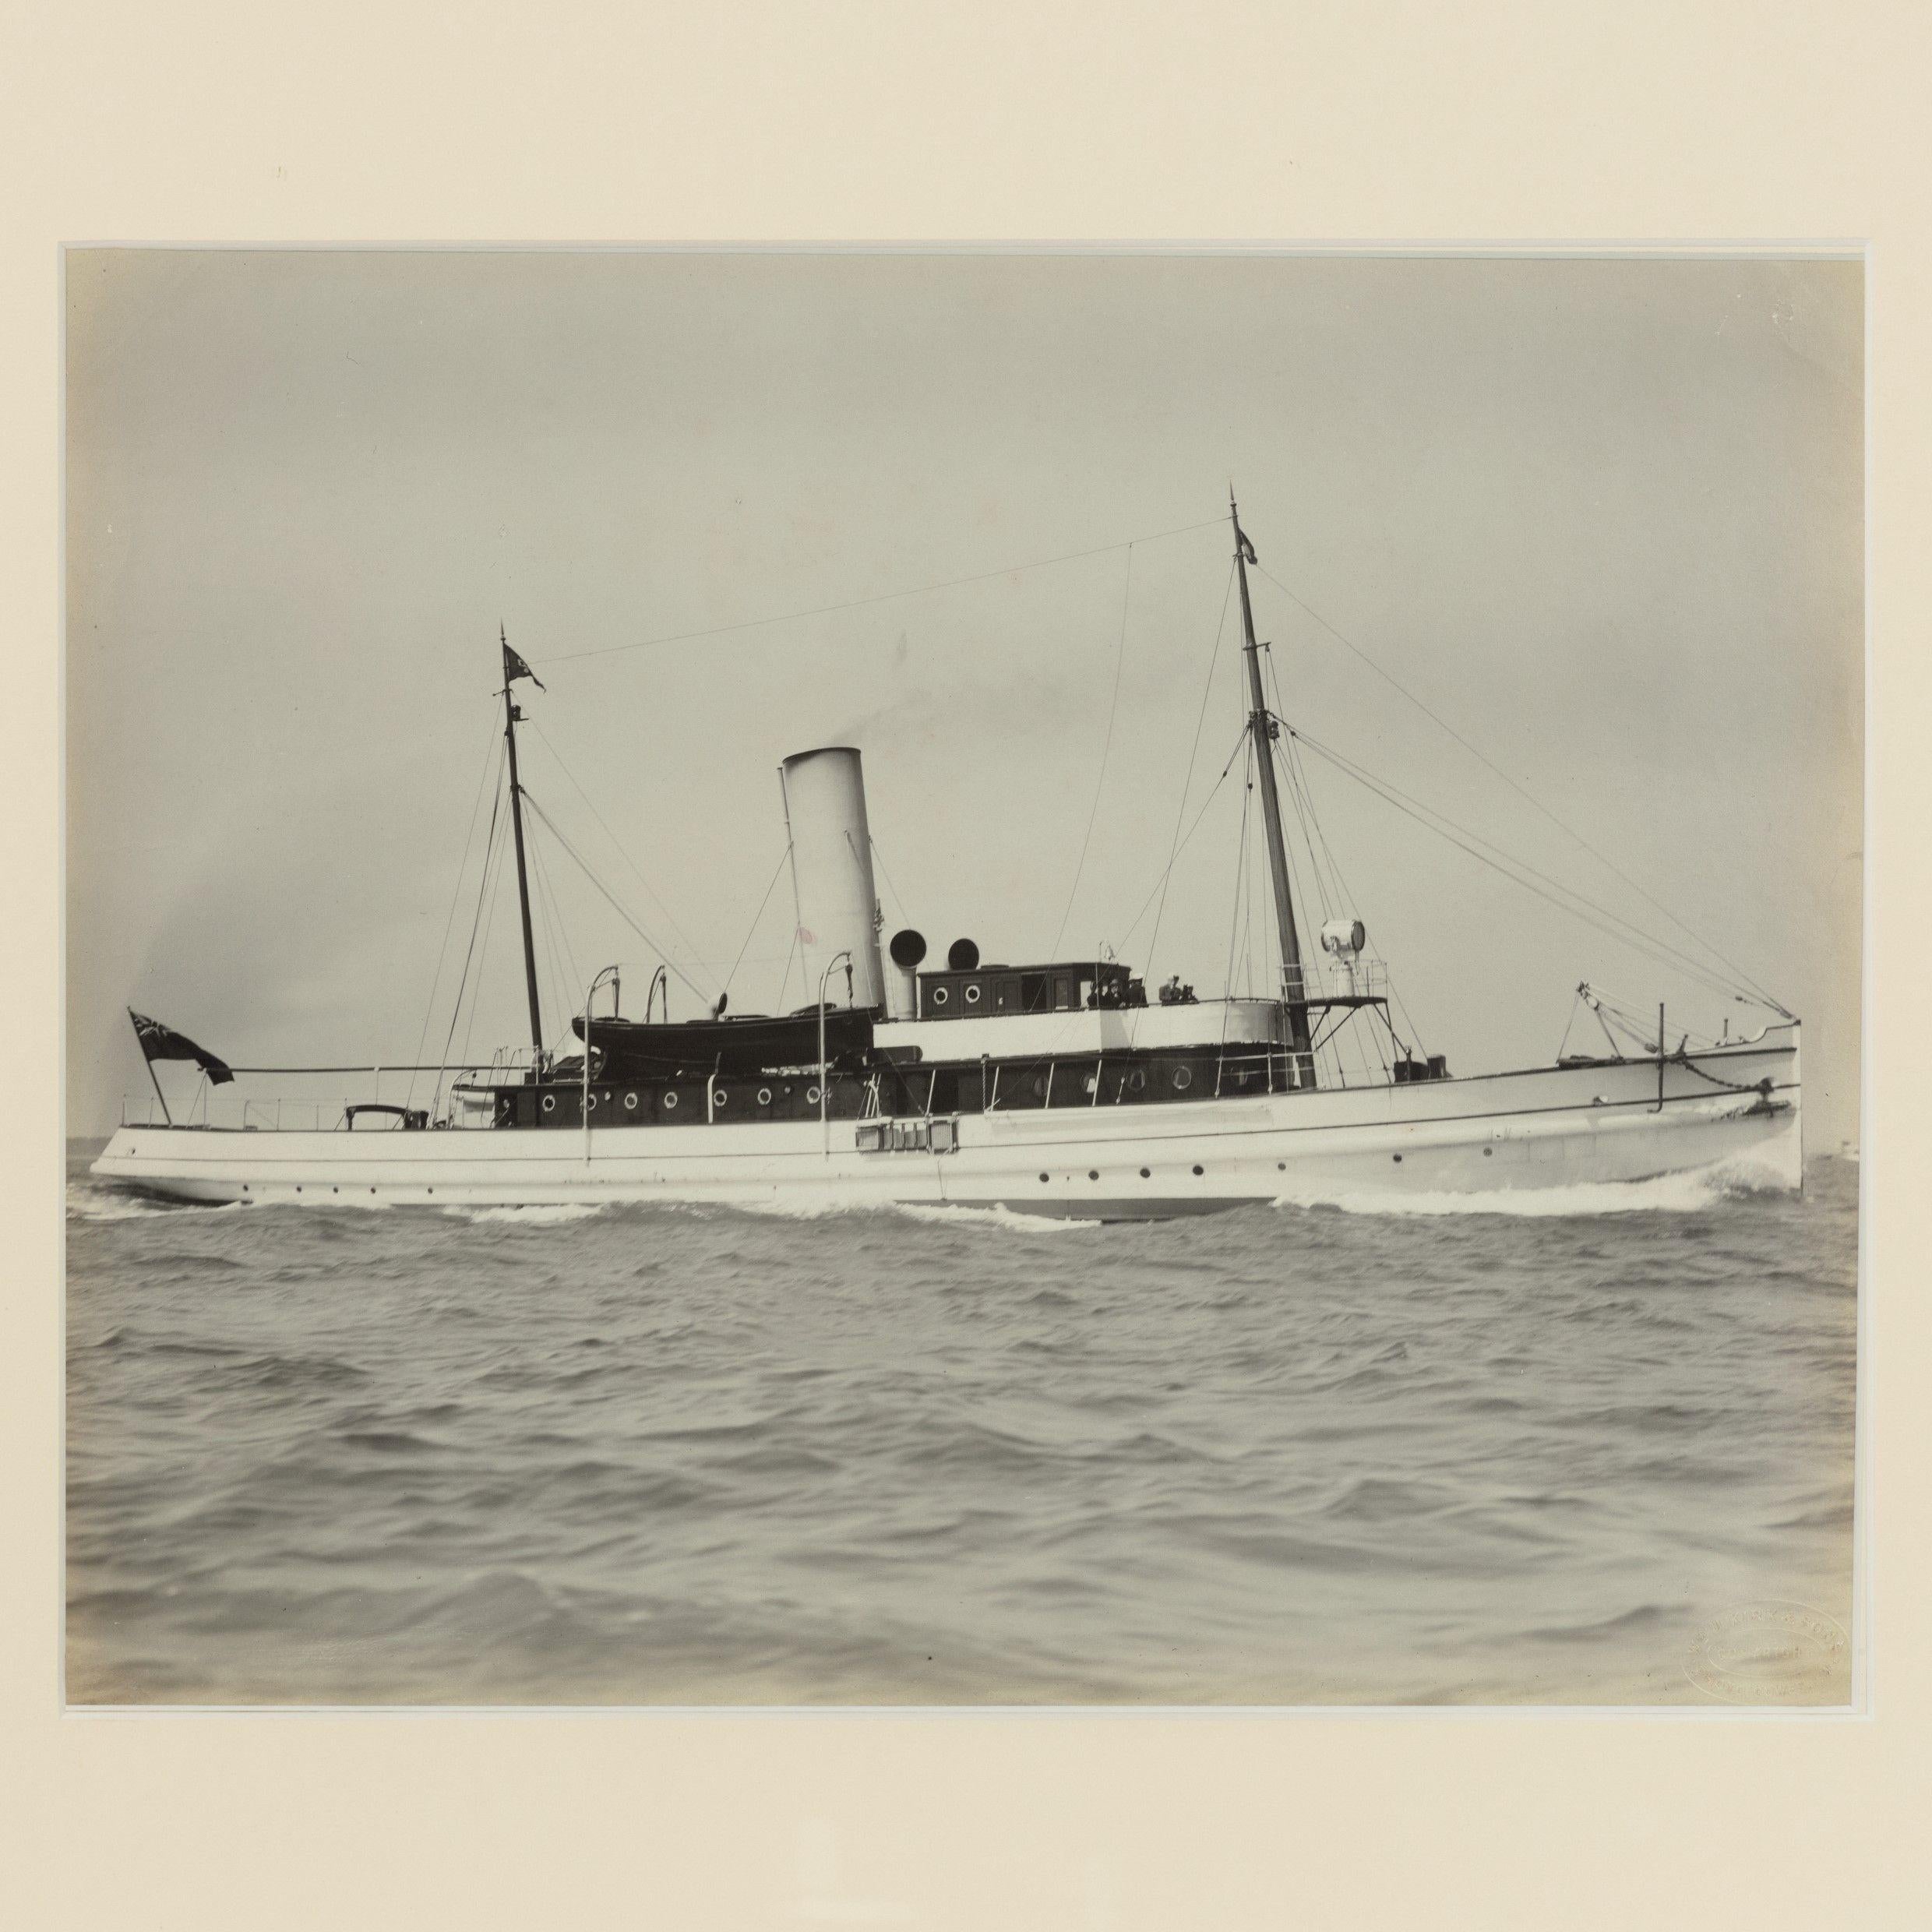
[916,959,1143,1020]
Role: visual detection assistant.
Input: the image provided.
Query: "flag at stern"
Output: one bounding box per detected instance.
[127,1010,234,1084]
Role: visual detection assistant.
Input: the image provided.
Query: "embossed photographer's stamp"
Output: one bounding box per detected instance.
[1683,1601,1851,1705]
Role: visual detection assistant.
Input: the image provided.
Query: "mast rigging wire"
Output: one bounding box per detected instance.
[529,719,719,999]
[516,788,713,1003]
[430,766,507,1118]
[531,517,1226,668]
[1115,726,1250,954]
[1145,562,1237,976]
[1049,541,1135,961]
[450,795,512,1108]
[1289,726,1768,1007]
[720,849,791,1006]
[406,714,506,1115]
[869,836,914,929]
[1252,561,1786,1013]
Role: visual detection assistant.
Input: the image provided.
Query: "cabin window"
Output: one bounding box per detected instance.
[624,1091,639,1111]
[1172,1066,1193,1091]
[964,983,982,1006]
[663,1091,679,1111]
[757,1087,772,1106]
[1021,972,1049,1013]
[931,985,950,1008]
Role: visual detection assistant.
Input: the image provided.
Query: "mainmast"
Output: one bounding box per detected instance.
[500,624,545,1070]
[1231,494,1316,1088]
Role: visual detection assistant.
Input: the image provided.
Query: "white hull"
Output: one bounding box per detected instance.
[91,1029,1801,1220]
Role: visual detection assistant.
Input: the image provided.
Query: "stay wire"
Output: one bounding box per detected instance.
[1292,728,1751,1006]
[869,835,913,929]
[1116,727,1250,954]
[529,719,718,998]
[533,518,1226,667]
[1222,737,1254,1010]
[517,788,713,1003]
[721,849,791,1005]
[1274,716,1420,1063]
[527,823,580,1045]
[407,712,505,1114]
[1146,561,1238,975]
[432,766,506,1119]
[1253,562,1786,1011]
[1295,724,1742,1000]
[454,802,511,1090]
[1050,541,1135,961]
[1259,643,1392,1077]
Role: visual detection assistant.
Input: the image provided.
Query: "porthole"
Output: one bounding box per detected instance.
[1127,1068,1146,1092]
[541,1094,557,1113]
[1031,1074,1049,1099]
[586,1092,598,1112]
[932,985,950,1007]
[1038,1172,1049,1183]
[1088,1169,1099,1182]
[1172,1066,1193,1091]
[663,1091,679,1112]
[1482,1146,1493,1157]
[1392,1154,1403,1164]
[714,1090,728,1109]
[624,1091,639,1112]
[807,1085,822,1105]
[1139,1168,1151,1179]
[295,1185,302,1193]
[1190,1164,1204,1176]
[964,983,982,1005]
[757,1087,772,1106]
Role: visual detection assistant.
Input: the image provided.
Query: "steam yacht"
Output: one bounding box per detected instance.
[91,500,1801,1218]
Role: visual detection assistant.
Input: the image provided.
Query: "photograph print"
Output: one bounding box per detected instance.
[65,249,1861,1705]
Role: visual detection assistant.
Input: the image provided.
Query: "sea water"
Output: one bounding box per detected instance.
[64,1148,1858,1705]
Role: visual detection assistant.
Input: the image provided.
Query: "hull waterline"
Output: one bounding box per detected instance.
[90,1031,1800,1222]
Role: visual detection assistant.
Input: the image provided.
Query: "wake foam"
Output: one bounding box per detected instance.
[437,1203,611,1225]
[65,1179,242,1222]
[890,1201,1102,1236]
[1274,1151,1800,1220]
[722,1194,1098,1233]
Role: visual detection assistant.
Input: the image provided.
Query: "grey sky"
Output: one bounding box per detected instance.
[65,251,1862,1144]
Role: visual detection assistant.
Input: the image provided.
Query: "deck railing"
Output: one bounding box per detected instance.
[117,1047,545,1132]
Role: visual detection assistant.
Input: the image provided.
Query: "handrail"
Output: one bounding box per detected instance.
[818,950,854,1156]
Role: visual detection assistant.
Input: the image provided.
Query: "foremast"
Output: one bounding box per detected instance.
[1230,494,1316,1089]
[500,625,545,1072]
